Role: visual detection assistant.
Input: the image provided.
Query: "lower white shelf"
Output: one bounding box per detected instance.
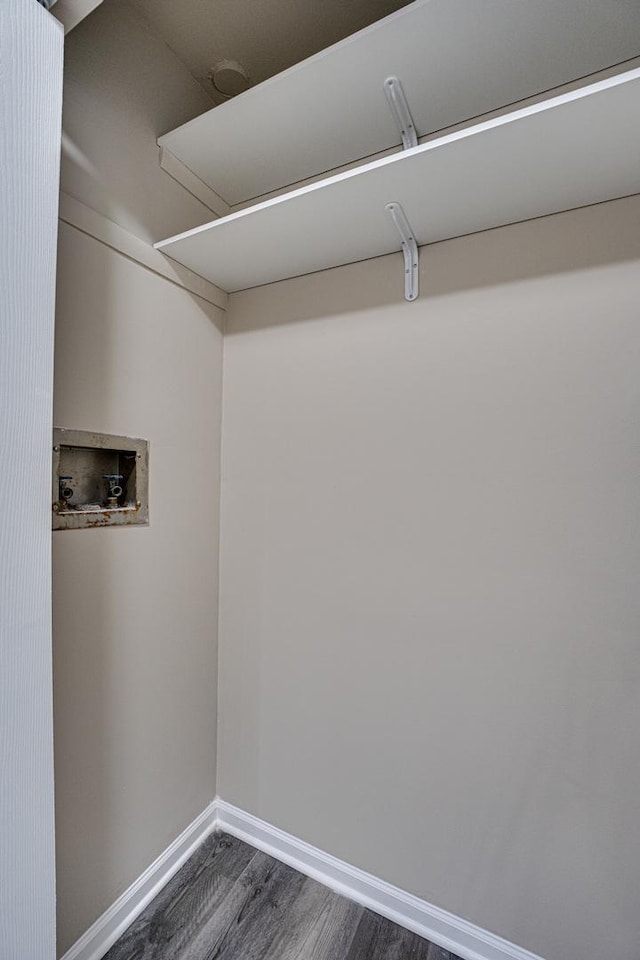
[155,68,640,295]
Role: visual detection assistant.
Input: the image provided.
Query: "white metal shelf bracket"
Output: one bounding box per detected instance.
[386,201,419,302]
[384,76,418,150]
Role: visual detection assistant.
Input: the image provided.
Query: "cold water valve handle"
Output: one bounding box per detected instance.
[103,474,124,508]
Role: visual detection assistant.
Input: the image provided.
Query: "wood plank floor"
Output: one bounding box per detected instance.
[104,832,459,960]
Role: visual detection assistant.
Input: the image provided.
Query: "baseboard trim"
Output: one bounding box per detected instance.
[61,796,544,960]
[214,799,544,960]
[59,800,218,960]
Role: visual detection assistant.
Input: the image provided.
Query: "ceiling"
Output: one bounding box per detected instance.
[125,0,413,103]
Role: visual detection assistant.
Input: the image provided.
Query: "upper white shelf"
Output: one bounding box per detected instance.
[158,0,640,207]
[155,69,640,294]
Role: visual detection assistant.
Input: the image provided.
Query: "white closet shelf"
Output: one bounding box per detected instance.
[157,0,640,207]
[155,69,640,295]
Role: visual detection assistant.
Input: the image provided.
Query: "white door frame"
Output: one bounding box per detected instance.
[0,2,63,956]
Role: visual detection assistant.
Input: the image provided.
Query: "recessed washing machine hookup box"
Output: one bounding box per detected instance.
[52,428,149,531]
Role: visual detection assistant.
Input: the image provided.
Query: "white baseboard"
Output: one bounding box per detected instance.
[215,799,544,960]
[62,796,544,960]
[59,800,218,960]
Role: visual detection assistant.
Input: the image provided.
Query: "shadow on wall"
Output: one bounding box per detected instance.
[227,194,640,332]
[60,0,216,245]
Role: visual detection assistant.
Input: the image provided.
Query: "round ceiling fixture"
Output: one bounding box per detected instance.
[209,60,251,99]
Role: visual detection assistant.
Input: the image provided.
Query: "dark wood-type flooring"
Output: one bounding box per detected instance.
[104,832,460,960]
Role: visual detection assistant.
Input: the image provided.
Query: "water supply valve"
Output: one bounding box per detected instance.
[58,476,74,503]
[53,428,148,531]
[103,474,124,509]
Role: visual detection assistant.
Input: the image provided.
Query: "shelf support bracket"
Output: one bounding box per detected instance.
[384,77,418,150]
[386,202,419,302]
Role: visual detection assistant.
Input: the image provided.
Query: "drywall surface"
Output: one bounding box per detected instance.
[53,222,223,955]
[61,0,215,244]
[55,2,223,951]
[0,3,62,958]
[218,195,640,960]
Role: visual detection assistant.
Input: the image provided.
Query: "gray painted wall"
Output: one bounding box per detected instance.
[53,5,224,954]
[54,223,223,954]
[0,3,63,957]
[218,195,640,960]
